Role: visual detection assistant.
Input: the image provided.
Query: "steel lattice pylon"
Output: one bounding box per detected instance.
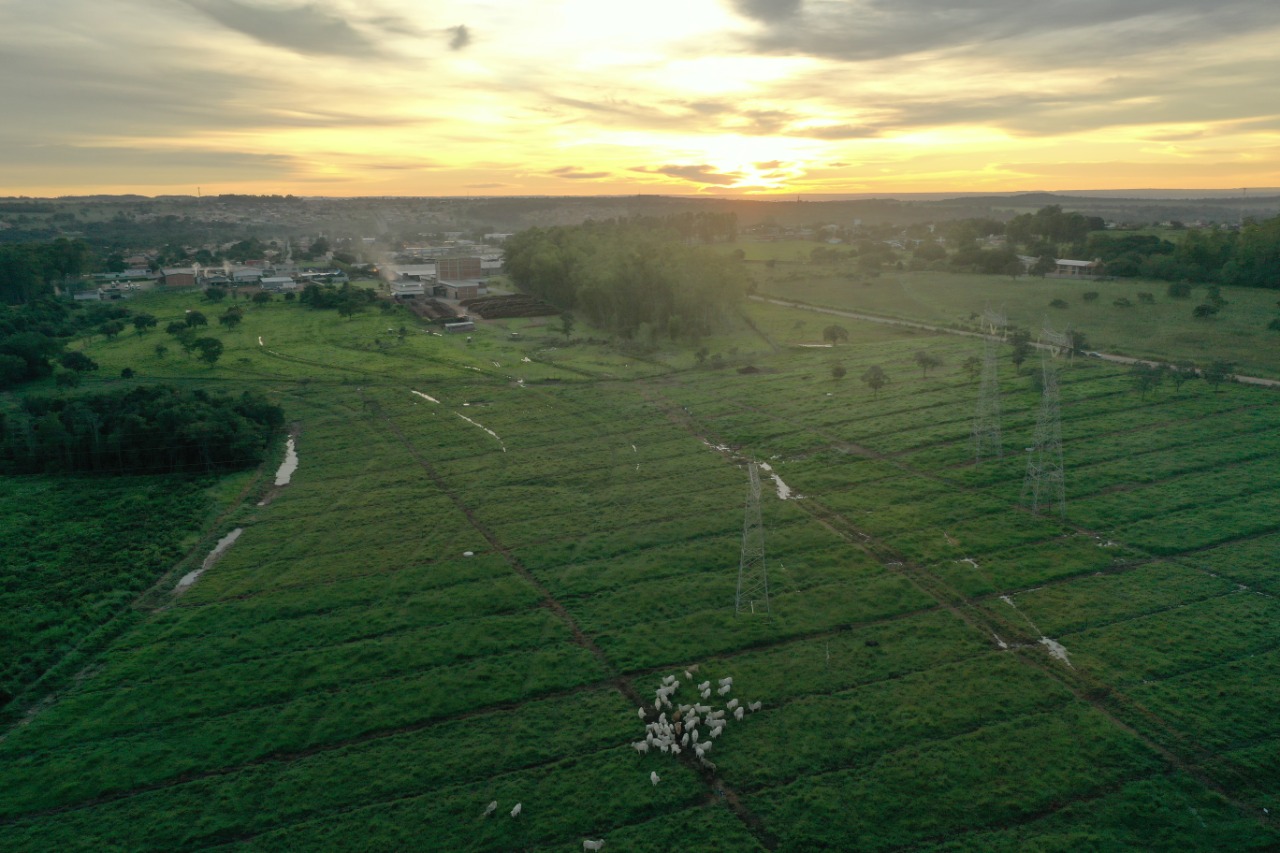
[736,462,770,616]
[972,337,1003,462]
[1022,359,1066,518]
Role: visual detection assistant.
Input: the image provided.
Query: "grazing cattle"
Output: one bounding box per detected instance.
[510,803,522,818]
[734,706,745,721]
[637,707,646,719]
[726,699,739,711]
[650,771,661,786]
[583,840,605,851]
[483,801,498,818]
[748,701,762,712]
[633,741,650,754]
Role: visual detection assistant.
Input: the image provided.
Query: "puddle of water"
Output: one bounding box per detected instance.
[1040,637,1072,666]
[412,390,441,404]
[757,461,801,500]
[273,438,299,486]
[456,413,506,452]
[176,528,243,592]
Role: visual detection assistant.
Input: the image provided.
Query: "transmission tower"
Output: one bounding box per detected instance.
[972,338,1003,462]
[736,462,770,616]
[1022,359,1066,518]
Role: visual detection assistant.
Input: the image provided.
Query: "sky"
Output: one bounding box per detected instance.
[2,0,1280,197]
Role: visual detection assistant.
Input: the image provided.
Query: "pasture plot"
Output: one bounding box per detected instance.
[1071,458,1280,530]
[1114,487,1280,554]
[715,654,1073,789]
[745,702,1165,852]
[914,773,1278,851]
[930,532,1141,598]
[2,688,642,847]
[0,641,608,815]
[1129,648,1280,753]
[1059,592,1280,687]
[1184,532,1280,595]
[990,561,1236,638]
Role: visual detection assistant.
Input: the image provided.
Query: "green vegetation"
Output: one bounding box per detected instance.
[1,279,1278,850]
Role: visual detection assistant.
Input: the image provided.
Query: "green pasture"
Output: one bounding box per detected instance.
[1,286,1278,849]
[756,266,1280,377]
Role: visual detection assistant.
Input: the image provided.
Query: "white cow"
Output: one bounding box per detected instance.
[483,801,498,818]
[650,771,661,786]
[583,840,605,851]
[510,803,522,818]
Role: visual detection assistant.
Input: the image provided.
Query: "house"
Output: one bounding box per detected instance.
[232,268,264,283]
[1050,258,1105,279]
[73,288,103,301]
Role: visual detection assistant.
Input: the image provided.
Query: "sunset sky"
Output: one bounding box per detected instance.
[3,0,1280,197]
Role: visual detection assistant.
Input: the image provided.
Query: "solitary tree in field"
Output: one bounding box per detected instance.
[1129,362,1164,399]
[831,362,847,380]
[185,311,208,328]
[861,365,888,398]
[822,324,849,345]
[1170,360,1198,392]
[1008,330,1033,373]
[132,313,157,334]
[1203,359,1235,392]
[1032,255,1056,277]
[961,355,981,382]
[100,321,124,340]
[154,343,168,359]
[219,308,244,330]
[252,291,272,306]
[560,312,575,339]
[913,350,942,378]
[194,337,223,366]
[60,351,98,373]
[204,286,227,303]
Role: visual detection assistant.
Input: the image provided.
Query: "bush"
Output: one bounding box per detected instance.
[1049,299,1068,309]
[1113,297,1133,308]
[1082,291,1099,302]
[1167,281,1193,299]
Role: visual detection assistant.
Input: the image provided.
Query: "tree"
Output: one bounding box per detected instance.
[194,337,223,366]
[1167,281,1193,299]
[1268,318,1280,332]
[154,343,169,359]
[1049,298,1068,309]
[185,311,208,328]
[100,321,124,340]
[252,291,272,306]
[1082,291,1099,302]
[60,351,98,373]
[1203,359,1234,392]
[1008,330,1033,373]
[1137,292,1155,304]
[54,369,81,389]
[861,365,888,398]
[1129,362,1164,399]
[1032,255,1056,277]
[337,300,359,320]
[913,350,942,378]
[120,367,135,379]
[560,311,576,339]
[204,286,227,303]
[166,321,187,336]
[1068,330,1089,356]
[831,363,847,380]
[219,308,244,330]
[961,355,981,382]
[1170,360,1198,392]
[695,346,709,366]
[822,324,849,345]
[1192,303,1219,319]
[132,313,157,334]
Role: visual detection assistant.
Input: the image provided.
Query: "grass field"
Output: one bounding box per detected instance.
[1,284,1277,850]
[749,262,1280,378]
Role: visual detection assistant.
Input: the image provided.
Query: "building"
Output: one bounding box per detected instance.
[390,263,437,281]
[389,277,425,299]
[1050,258,1105,279]
[443,319,475,333]
[260,276,298,292]
[436,280,481,300]
[437,257,482,280]
[161,269,197,288]
[232,268,264,283]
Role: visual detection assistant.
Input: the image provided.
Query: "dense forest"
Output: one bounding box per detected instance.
[503,216,747,341]
[0,385,283,475]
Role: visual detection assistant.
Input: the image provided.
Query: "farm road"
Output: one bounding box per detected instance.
[751,295,1280,389]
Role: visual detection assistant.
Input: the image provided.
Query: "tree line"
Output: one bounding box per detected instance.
[503,218,746,341]
[0,385,283,475]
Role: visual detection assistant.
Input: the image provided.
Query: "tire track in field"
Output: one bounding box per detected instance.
[641,383,1275,830]
[366,389,782,850]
